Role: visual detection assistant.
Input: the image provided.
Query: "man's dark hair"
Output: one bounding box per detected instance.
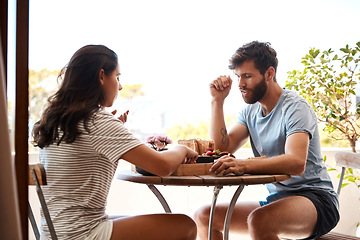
[229,41,278,81]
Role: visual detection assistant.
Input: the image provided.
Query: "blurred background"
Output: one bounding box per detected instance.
[6,0,359,148]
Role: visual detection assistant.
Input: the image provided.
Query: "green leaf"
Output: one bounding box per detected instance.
[340,47,351,53]
[288,42,360,154]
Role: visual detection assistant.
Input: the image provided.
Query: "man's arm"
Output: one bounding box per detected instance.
[210,98,228,150]
[210,132,309,176]
[210,75,249,153]
[244,132,308,175]
[210,102,249,153]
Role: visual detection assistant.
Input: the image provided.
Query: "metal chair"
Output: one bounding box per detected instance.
[334,151,360,195]
[28,163,58,240]
[316,151,360,240]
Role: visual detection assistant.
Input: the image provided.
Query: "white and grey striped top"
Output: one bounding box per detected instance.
[39,108,143,240]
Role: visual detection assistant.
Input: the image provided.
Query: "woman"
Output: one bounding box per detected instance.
[32,45,198,240]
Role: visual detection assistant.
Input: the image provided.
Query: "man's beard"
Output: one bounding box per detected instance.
[240,76,267,104]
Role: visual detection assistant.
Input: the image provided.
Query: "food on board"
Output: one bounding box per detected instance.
[178,138,215,155]
[178,138,235,160]
[178,139,200,153]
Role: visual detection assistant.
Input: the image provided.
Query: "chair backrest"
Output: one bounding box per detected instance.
[28,163,58,240]
[334,151,360,195]
[29,163,47,186]
[317,153,360,240]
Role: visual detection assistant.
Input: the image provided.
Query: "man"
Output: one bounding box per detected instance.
[194,41,339,240]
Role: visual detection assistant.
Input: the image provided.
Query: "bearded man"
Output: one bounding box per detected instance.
[194,41,339,240]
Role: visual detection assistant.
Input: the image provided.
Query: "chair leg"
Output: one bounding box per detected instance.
[31,169,58,240]
[29,202,40,240]
[337,167,346,195]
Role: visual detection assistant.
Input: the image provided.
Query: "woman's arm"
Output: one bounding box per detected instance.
[121,144,198,176]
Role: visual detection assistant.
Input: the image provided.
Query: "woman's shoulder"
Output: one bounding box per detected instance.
[92,108,117,121]
[94,108,112,116]
[87,108,123,130]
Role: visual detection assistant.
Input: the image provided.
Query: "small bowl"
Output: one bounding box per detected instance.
[196,156,220,163]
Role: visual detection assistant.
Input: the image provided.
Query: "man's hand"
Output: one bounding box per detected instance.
[210,75,233,101]
[210,156,245,176]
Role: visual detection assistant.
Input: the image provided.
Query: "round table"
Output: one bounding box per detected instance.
[117,170,290,240]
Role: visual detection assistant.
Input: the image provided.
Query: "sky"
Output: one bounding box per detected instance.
[26,0,360,133]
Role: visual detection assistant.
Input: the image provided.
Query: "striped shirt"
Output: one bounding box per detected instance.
[39,108,143,240]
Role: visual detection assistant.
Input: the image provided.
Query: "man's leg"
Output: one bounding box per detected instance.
[193,201,260,240]
[194,195,318,240]
[248,196,317,240]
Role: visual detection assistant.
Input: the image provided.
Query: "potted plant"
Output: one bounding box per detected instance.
[146,135,173,151]
[286,42,360,234]
[286,42,360,188]
[135,135,173,175]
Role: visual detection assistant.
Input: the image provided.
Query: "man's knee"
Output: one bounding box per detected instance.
[247,207,272,231]
[248,208,278,239]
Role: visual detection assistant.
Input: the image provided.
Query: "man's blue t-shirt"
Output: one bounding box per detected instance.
[237,89,335,195]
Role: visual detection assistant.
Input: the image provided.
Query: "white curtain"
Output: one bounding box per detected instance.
[0,33,22,239]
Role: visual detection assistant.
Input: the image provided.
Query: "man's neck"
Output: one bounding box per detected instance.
[259,82,283,117]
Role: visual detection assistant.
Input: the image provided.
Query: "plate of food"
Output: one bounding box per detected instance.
[134,138,236,176]
[172,138,236,176]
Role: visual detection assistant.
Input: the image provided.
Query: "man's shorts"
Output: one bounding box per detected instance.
[259,189,339,240]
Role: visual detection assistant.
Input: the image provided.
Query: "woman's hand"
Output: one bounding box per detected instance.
[182,147,198,164]
[119,110,130,123]
[112,109,130,123]
[210,155,245,176]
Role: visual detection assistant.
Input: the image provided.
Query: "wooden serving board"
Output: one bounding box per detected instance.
[135,156,267,176]
[171,156,266,176]
[171,163,214,176]
[132,163,215,176]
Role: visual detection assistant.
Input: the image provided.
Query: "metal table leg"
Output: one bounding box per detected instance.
[223,184,244,240]
[146,182,243,240]
[147,184,172,213]
[209,185,223,240]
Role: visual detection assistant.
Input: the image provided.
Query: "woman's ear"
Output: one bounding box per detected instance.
[99,69,105,85]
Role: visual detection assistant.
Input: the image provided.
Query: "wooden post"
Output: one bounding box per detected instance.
[15,0,29,238]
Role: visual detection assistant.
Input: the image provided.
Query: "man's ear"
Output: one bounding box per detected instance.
[265,66,275,81]
[99,69,105,85]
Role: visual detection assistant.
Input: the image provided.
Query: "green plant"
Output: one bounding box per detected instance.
[286,42,360,189]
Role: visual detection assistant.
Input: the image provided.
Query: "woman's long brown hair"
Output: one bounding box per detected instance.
[32,45,118,148]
